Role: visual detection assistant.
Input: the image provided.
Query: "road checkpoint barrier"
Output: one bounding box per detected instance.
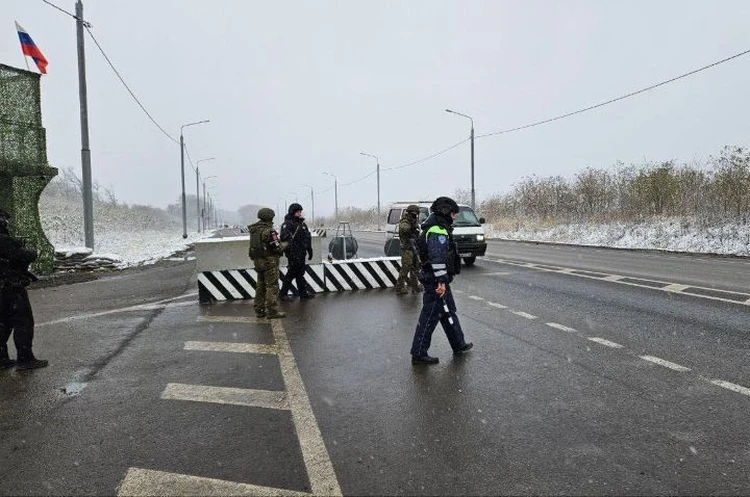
[198,257,402,303]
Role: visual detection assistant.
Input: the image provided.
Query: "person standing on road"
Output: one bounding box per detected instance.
[248,208,286,319]
[0,209,48,370]
[410,197,473,365]
[279,203,315,301]
[396,204,423,295]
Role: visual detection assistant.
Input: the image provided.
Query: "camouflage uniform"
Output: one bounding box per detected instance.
[248,208,286,319]
[396,205,423,294]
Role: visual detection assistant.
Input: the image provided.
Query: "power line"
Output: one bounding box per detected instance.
[381,137,471,172]
[84,26,178,144]
[341,169,377,187]
[40,0,86,24]
[477,47,750,139]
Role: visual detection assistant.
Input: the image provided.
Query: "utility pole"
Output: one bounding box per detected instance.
[446,109,476,211]
[360,152,381,229]
[76,0,94,249]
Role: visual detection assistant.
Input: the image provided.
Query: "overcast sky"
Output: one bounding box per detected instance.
[4,1,750,218]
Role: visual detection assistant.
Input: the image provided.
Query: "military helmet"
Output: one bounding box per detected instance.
[257,207,275,221]
[406,204,420,215]
[430,196,459,217]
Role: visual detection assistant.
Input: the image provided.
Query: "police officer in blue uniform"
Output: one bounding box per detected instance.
[410,197,473,365]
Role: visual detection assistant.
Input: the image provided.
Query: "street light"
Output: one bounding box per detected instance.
[196,157,215,233]
[360,152,381,230]
[445,109,475,211]
[301,183,314,226]
[180,119,210,238]
[323,172,338,222]
[203,175,217,232]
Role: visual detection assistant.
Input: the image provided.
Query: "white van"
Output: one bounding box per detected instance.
[384,201,487,265]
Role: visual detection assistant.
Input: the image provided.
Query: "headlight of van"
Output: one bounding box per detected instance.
[476,235,485,242]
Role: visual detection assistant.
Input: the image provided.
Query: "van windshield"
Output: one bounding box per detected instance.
[453,206,481,226]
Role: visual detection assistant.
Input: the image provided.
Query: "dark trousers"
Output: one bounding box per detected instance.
[0,287,35,360]
[410,284,466,357]
[280,258,311,296]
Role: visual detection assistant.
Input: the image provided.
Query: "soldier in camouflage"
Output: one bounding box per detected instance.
[247,208,286,319]
[396,204,424,295]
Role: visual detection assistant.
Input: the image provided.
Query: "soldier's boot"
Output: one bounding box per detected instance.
[396,287,409,295]
[255,309,266,319]
[0,346,15,371]
[266,309,287,319]
[411,284,423,294]
[16,348,48,370]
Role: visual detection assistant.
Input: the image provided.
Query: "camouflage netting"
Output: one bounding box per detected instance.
[0,64,58,274]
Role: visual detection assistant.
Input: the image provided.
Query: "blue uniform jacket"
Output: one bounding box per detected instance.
[421,214,453,284]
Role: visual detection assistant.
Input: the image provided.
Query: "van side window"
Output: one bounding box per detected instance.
[387,209,402,224]
[419,207,428,222]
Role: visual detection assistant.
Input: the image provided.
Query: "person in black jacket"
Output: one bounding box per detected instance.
[410,197,473,365]
[0,209,48,370]
[279,203,315,300]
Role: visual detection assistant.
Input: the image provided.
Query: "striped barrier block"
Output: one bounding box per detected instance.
[313,228,327,237]
[198,257,402,303]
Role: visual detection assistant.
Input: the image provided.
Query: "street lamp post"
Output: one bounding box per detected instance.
[360,152,381,230]
[180,119,210,238]
[323,172,338,222]
[445,109,475,211]
[196,157,215,233]
[203,175,217,232]
[301,184,314,226]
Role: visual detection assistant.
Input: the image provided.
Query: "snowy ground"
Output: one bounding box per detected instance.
[486,217,750,257]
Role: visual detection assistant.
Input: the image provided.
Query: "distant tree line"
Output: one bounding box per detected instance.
[479,145,750,224]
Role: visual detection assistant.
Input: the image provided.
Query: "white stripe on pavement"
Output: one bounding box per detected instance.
[117,467,310,497]
[510,310,537,320]
[639,355,691,372]
[709,379,750,397]
[197,315,267,324]
[270,319,342,496]
[468,295,484,301]
[487,302,508,309]
[546,322,577,333]
[161,383,289,410]
[587,337,624,349]
[184,341,277,355]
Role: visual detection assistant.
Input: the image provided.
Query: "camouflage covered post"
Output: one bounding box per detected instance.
[0,64,58,274]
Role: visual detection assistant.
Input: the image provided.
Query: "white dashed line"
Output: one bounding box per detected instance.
[117,467,310,497]
[486,302,508,309]
[161,383,289,410]
[546,322,577,333]
[468,295,485,301]
[639,355,691,372]
[663,283,690,292]
[510,311,537,320]
[709,379,750,397]
[587,337,624,349]
[184,341,277,355]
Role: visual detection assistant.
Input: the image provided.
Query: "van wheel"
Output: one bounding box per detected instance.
[463,256,476,266]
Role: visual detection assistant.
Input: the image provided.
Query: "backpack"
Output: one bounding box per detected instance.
[248,223,266,259]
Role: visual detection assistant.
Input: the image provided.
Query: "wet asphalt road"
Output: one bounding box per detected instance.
[1,244,749,495]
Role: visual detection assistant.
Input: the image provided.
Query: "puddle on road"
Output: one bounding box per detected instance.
[60,381,87,397]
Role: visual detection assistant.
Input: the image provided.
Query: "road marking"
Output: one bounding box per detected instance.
[482,257,750,307]
[197,315,267,324]
[161,383,289,410]
[510,310,537,320]
[487,302,508,309]
[546,322,577,333]
[709,379,750,397]
[587,337,624,349]
[37,292,199,327]
[117,467,310,496]
[468,295,484,301]
[483,271,511,276]
[663,283,690,292]
[270,319,342,496]
[639,355,691,372]
[184,341,277,355]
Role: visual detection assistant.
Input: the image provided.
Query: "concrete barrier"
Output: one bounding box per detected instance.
[198,256,402,303]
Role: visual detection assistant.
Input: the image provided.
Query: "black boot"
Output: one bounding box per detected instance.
[411,355,439,365]
[16,349,48,370]
[0,347,14,371]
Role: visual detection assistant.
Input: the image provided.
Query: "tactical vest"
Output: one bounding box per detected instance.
[248,223,267,259]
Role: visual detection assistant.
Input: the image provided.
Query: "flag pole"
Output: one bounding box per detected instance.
[15,21,31,71]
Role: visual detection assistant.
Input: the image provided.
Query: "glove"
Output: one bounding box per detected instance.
[307,248,313,261]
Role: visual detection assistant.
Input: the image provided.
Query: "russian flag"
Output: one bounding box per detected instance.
[15,21,48,75]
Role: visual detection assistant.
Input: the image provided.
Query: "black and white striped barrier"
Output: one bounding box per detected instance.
[198,257,402,303]
[313,228,327,237]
